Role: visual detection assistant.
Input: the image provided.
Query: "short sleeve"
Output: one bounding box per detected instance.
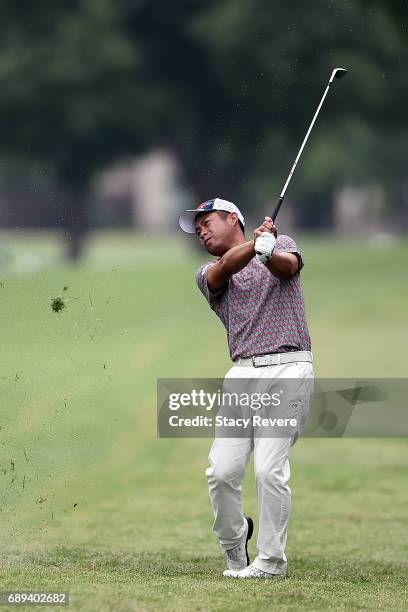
[274,234,304,273]
[196,262,227,308]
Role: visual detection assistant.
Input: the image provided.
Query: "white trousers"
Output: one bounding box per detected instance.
[205,360,314,574]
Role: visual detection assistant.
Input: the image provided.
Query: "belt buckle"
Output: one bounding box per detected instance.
[252,355,269,367]
[252,355,262,368]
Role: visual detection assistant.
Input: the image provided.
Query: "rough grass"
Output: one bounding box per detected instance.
[0,231,407,610]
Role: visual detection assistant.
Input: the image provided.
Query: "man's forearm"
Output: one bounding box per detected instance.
[265,252,300,278]
[219,241,255,275]
[207,241,255,290]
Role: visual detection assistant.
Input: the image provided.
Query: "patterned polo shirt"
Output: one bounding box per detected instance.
[196,235,311,360]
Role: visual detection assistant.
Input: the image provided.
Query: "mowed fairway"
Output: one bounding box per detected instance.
[0,232,407,611]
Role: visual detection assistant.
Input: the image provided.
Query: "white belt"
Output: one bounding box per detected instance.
[234,351,313,368]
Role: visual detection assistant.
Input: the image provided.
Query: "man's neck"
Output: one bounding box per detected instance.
[216,232,249,257]
[228,233,248,250]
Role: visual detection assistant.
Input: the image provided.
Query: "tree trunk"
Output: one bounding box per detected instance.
[60,186,89,262]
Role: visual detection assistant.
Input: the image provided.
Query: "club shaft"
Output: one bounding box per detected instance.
[280,82,332,200]
[272,72,339,222]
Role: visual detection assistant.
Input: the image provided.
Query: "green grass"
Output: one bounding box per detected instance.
[0,231,407,611]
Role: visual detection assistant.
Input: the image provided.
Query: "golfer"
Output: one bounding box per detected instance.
[179,198,314,579]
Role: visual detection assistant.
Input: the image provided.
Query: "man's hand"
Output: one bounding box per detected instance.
[255,233,276,263]
[253,216,278,239]
[254,217,278,263]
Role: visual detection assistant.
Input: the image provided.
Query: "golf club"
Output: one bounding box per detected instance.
[271,67,347,222]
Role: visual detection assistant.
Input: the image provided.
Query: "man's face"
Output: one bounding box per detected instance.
[195,211,233,256]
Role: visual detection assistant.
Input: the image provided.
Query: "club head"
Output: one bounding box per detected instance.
[329,67,347,84]
[334,67,347,79]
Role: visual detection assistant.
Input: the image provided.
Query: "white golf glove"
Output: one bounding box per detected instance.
[255,232,276,263]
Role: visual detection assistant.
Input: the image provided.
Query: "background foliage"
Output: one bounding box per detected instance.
[0,0,407,241]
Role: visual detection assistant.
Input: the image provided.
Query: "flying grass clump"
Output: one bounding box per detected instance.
[50,286,70,313]
[51,296,66,313]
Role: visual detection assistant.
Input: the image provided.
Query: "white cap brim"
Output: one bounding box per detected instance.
[179,210,202,234]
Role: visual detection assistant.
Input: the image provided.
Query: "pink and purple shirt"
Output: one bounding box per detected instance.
[196,235,311,360]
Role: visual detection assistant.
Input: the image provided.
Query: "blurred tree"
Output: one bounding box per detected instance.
[0,0,407,253]
[0,0,144,257]
[185,0,408,225]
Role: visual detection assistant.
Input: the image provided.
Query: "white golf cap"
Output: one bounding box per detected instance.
[178,198,245,234]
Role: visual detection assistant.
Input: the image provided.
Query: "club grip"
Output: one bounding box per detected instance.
[271,196,284,222]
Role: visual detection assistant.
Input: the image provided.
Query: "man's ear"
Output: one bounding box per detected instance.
[229,212,239,227]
